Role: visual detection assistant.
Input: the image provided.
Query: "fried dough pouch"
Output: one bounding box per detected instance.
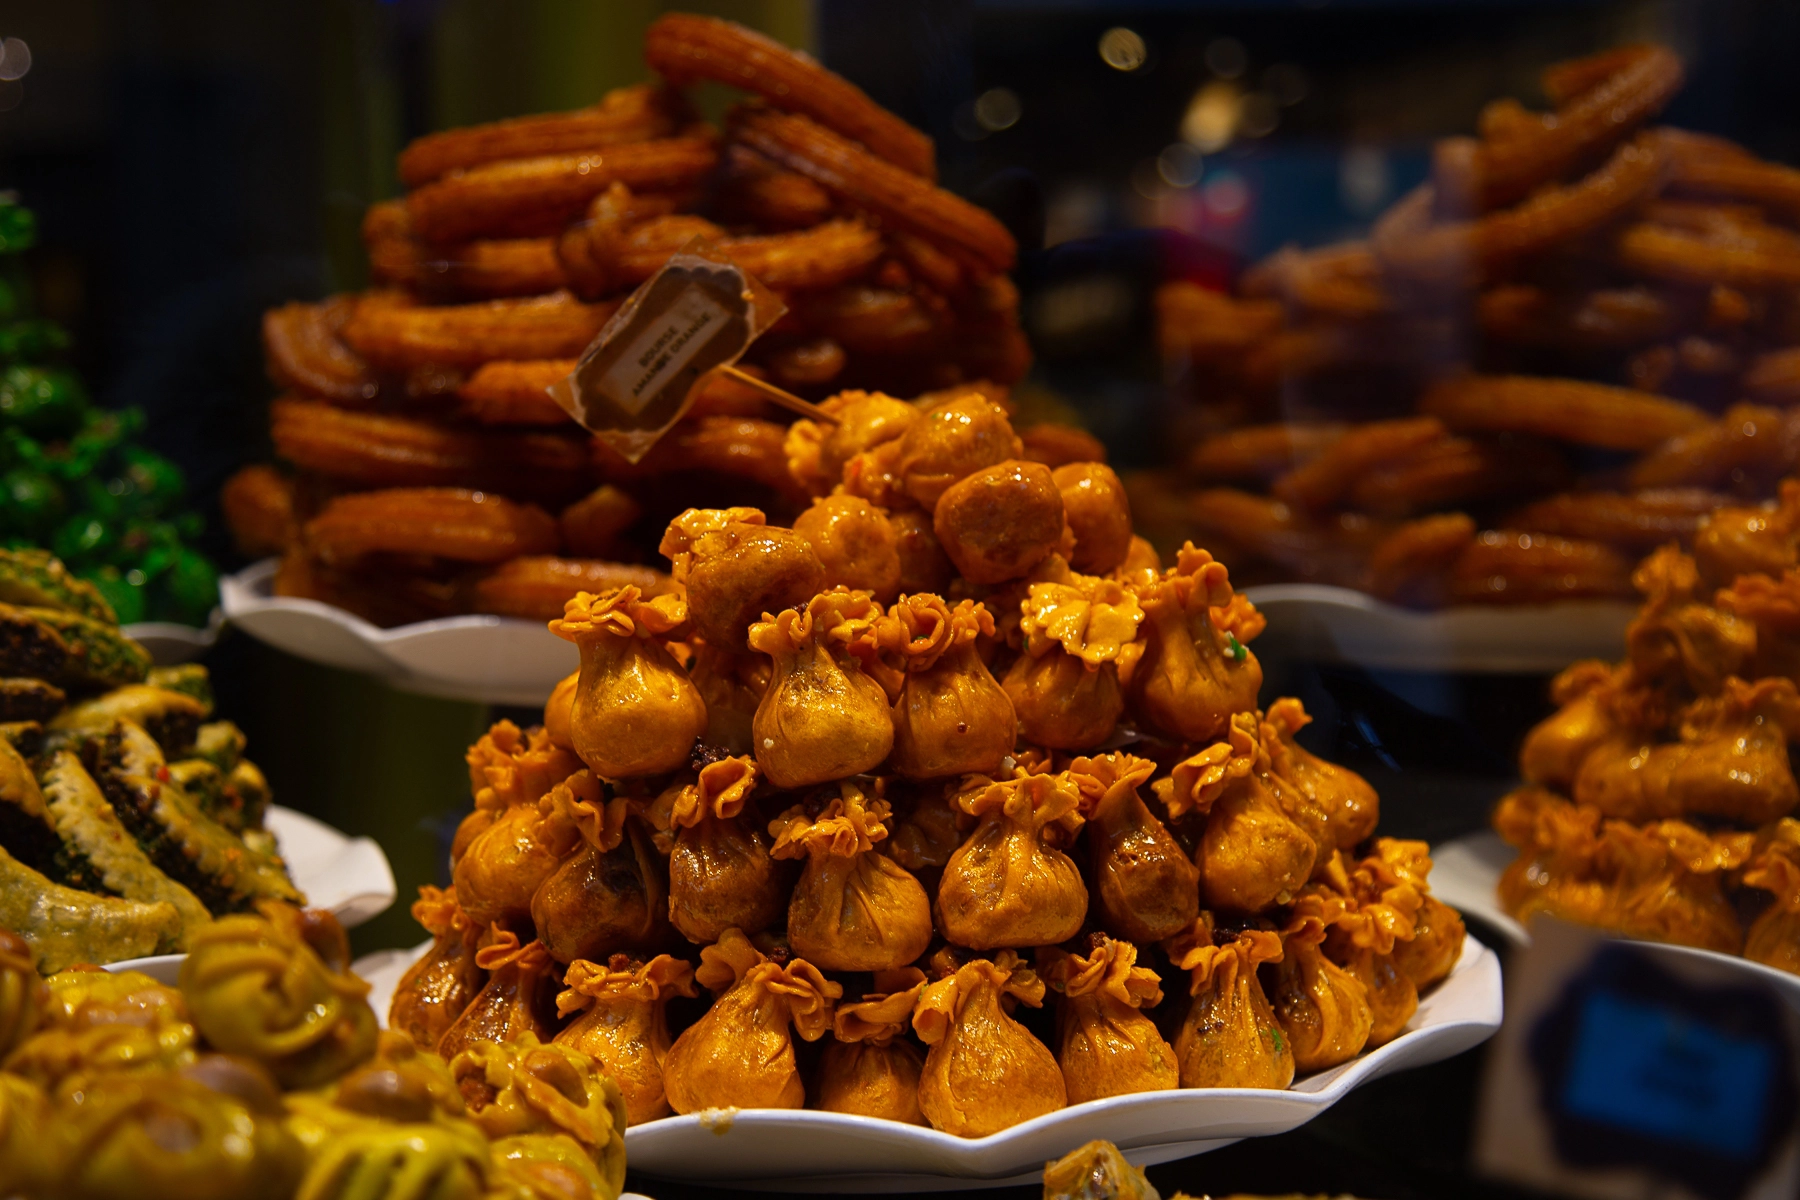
[1311,868,1419,1048]
[747,588,895,788]
[768,779,933,971]
[659,507,827,650]
[550,586,707,780]
[1742,819,1800,975]
[1362,838,1465,989]
[1262,699,1379,852]
[389,885,485,1051]
[459,720,584,866]
[437,929,560,1062]
[1133,544,1264,743]
[1160,714,1318,913]
[1519,660,1639,790]
[531,772,671,964]
[553,953,697,1125]
[544,670,578,752]
[686,642,768,757]
[1066,752,1199,943]
[0,1074,52,1198]
[1002,567,1144,750]
[914,950,1064,1136]
[1267,897,1374,1073]
[1625,544,1757,694]
[936,772,1088,948]
[793,493,903,601]
[656,755,786,944]
[886,595,1016,779]
[1042,1139,1160,1200]
[1575,676,1800,825]
[1165,920,1294,1089]
[447,1033,628,1192]
[180,904,378,1089]
[1039,936,1178,1103]
[662,928,840,1113]
[454,788,580,929]
[816,967,928,1124]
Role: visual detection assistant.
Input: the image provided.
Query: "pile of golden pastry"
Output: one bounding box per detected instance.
[390,390,1465,1138]
[1144,44,1800,609]
[221,13,1029,628]
[1496,481,1800,971]
[0,906,628,1200]
[0,548,296,973]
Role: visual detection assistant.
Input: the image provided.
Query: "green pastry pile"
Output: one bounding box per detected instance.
[0,545,297,971]
[0,193,219,626]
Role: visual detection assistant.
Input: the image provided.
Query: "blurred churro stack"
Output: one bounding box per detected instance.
[1146,44,1800,609]
[224,13,1030,626]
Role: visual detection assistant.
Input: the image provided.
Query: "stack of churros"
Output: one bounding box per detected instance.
[1146,44,1800,609]
[224,13,1030,627]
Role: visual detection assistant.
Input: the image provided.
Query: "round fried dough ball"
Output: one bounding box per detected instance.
[793,494,902,601]
[823,392,919,482]
[686,525,828,649]
[933,460,1066,585]
[897,393,1023,510]
[1053,461,1133,574]
[888,509,955,595]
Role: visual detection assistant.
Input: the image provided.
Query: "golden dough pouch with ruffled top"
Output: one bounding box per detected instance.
[550,585,707,780]
[936,772,1089,949]
[886,594,1015,779]
[1132,543,1264,743]
[1165,920,1294,1090]
[768,779,933,971]
[1066,752,1199,944]
[530,771,670,964]
[657,755,787,944]
[388,885,485,1051]
[914,950,1064,1137]
[817,967,928,1125]
[1002,566,1145,751]
[1040,936,1177,1104]
[1268,896,1374,1072]
[554,953,696,1126]
[747,587,894,788]
[436,929,560,1062]
[662,928,840,1113]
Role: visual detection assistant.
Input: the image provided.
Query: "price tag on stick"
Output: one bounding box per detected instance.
[550,237,832,463]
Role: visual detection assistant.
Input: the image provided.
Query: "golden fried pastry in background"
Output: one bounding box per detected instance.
[1039,936,1178,1104]
[768,780,932,971]
[816,968,928,1124]
[389,886,484,1051]
[221,464,298,559]
[1053,461,1134,574]
[551,587,706,779]
[554,954,696,1125]
[466,556,670,622]
[748,589,894,788]
[305,487,560,566]
[662,929,839,1113]
[914,950,1062,1137]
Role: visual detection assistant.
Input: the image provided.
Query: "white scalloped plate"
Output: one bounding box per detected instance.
[352,933,1500,1191]
[1242,584,1635,673]
[1430,829,1800,1003]
[219,559,575,707]
[124,608,225,666]
[101,803,396,978]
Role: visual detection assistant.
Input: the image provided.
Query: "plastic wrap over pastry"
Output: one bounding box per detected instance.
[0,1074,52,1198]
[3,967,196,1095]
[448,1033,627,1190]
[816,966,928,1124]
[531,771,670,964]
[1163,714,1319,913]
[914,949,1063,1137]
[747,588,895,788]
[1268,895,1375,1072]
[389,885,485,1051]
[1742,819,1800,974]
[1164,917,1293,1089]
[936,771,1088,949]
[886,595,1016,779]
[453,787,580,929]
[437,929,561,1062]
[658,507,826,650]
[179,904,377,1089]
[550,586,706,779]
[554,953,696,1126]
[292,1114,490,1200]
[654,754,785,944]
[768,779,933,971]
[48,1070,305,1200]
[1132,544,1264,743]
[488,1130,620,1200]
[1574,676,1800,825]
[1039,935,1177,1104]
[1066,752,1199,943]
[1262,698,1380,852]
[663,928,839,1112]
[1002,565,1145,750]
[1041,1139,1161,1200]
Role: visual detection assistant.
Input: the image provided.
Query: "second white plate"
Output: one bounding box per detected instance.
[353,933,1501,1191]
[220,559,574,707]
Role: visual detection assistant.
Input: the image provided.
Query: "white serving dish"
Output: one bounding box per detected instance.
[124,608,225,666]
[1242,584,1635,673]
[103,803,396,979]
[1430,828,1800,1003]
[353,933,1502,1191]
[220,558,575,707]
